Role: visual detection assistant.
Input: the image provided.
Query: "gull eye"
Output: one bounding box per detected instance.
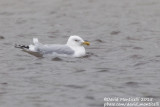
[75,39,79,42]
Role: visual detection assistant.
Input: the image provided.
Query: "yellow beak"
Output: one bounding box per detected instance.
[82,41,90,46]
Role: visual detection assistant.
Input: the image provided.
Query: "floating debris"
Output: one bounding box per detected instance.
[52,57,63,61]
[133,47,143,50]
[95,39,104,43]
[110,31,120,35]
[0,82,8,85]
[0,36,4,39]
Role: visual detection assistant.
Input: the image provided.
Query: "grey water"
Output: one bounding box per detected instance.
[0,0,160,107]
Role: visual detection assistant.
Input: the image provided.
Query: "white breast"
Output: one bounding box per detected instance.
[70,46,86,57]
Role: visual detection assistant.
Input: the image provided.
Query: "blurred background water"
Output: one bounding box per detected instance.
[0,0,160,107]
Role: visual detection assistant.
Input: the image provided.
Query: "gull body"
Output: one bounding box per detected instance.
[16,35,90,57]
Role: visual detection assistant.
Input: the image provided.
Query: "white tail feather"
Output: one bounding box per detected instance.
[33,38,39,44]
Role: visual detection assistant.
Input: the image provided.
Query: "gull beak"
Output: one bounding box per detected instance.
[82,41,90,46]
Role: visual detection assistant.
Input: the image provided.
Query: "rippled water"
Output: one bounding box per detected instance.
[0,0,160,107]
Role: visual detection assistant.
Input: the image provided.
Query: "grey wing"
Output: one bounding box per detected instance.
[36,45,74,55]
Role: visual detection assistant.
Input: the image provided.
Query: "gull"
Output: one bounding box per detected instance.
[15,35,90,57]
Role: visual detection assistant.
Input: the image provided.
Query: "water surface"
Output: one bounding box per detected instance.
[0,0,160,107]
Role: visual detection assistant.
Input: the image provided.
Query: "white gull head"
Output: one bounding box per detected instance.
[66,35,90,57]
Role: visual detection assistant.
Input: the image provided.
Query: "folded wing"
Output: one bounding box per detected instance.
[35,44,75,55]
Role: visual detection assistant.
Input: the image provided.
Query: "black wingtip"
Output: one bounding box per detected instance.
[15,44,29,49]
